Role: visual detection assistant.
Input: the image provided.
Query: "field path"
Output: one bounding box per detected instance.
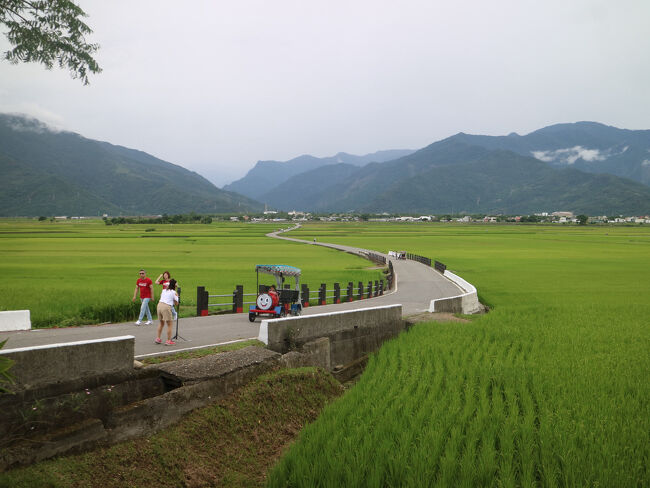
[1,227,462,358]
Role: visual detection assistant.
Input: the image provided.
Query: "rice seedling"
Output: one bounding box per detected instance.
[267,222,650,487]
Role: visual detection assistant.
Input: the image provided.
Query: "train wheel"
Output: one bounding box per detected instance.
[248,313,256,322]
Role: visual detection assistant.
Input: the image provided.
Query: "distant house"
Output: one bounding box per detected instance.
[552,211,574,218]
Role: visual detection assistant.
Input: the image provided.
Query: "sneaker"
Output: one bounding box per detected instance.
[154,338,162,344]
[135,320,142,325]
[164,340,175,346]
[145,320,152,325]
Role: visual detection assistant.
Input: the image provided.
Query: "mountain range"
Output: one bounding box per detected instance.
[235,122,650,215]
[2,114,650,217]
[451,122,650,186]
[0,114,261,216]
[222,149,415,199]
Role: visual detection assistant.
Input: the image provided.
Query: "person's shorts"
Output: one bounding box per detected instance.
[157,302,173,321]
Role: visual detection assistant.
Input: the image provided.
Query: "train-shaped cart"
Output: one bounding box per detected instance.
[248,264,302,322]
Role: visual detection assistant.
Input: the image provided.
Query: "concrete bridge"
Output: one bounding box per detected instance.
[0,229,464,358]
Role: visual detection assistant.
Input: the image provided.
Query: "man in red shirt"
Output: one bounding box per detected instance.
[132,269,154,325]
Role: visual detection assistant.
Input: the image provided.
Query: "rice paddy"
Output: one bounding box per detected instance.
[0,219,384,327]
[267,222,650,487]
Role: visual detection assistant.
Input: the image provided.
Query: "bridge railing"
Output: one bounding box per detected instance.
[197,279,387,316]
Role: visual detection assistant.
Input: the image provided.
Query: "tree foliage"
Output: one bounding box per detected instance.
[0,0,101,84]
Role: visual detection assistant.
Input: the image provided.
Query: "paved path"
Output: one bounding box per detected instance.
[1,229,462,358]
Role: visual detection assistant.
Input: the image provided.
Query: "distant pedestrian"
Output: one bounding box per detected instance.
[155,279,178,345]
[155,270,178,320]
[132,269,154,325]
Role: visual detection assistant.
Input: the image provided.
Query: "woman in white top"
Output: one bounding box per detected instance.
[155,279,179,345]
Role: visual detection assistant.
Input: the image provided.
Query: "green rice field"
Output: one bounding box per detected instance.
[268,223,650,487]
[0,219,384,328]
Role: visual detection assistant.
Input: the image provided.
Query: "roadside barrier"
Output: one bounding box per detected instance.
[196,279,387,316]
[365,252,386,265]
[406,252,432,266]
[404,252,447,275]
[429,270,480,314]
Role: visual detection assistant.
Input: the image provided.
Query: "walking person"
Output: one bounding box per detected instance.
[155,279,179,346]
[132,269,154,325]
[155,271,178,320]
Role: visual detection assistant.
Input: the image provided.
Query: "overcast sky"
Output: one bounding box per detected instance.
[1,0,649,187]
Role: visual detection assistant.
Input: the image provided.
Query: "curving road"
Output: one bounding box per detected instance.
[1,228,462,358]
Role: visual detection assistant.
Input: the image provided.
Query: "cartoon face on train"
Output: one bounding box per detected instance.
[256,293,273,310]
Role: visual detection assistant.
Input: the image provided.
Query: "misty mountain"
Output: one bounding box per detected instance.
[261,137,650,215]
[0,114,262,216]
[450,121,650,186]
[223,149,415,200]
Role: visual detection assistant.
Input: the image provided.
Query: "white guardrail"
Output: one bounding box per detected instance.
[0,310,31,331]
[429,270,481,314]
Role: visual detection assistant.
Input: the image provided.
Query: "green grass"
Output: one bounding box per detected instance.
[0,368,343,488]
[267,222,650,487]
[0,219,384,327]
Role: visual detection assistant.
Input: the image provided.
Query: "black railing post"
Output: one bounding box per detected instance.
[319,283,327,305]
[347,281,354,302]
[197,286,205,316]
[374,280,378,296]
[367,280,373,298]
[232,285,243,313]
[334,282,340,304]
[301,284,310,307]
[380,280,384,295]
[358,281,364,300]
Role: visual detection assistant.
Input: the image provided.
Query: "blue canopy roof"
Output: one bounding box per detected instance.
[255,264,301,277]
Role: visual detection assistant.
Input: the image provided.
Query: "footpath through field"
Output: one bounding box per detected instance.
[1,228,462,357]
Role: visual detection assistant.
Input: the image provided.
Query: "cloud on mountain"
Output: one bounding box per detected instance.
[532,146,610,164]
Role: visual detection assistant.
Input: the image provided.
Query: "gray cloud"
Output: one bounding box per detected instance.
[1,0,649,186]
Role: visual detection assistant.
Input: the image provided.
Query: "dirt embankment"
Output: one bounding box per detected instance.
[0,368,343,488]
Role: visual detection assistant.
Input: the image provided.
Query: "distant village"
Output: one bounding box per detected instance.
[235,210,650,225]
[45,210,650,225]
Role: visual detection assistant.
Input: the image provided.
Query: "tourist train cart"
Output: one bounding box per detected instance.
[248,264,302,322]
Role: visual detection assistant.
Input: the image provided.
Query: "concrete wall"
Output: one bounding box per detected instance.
[0,310,31,332]
[429,270,481,314]
[0,346,281,471]
[258,304,403,368]
[0,336,135,390]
